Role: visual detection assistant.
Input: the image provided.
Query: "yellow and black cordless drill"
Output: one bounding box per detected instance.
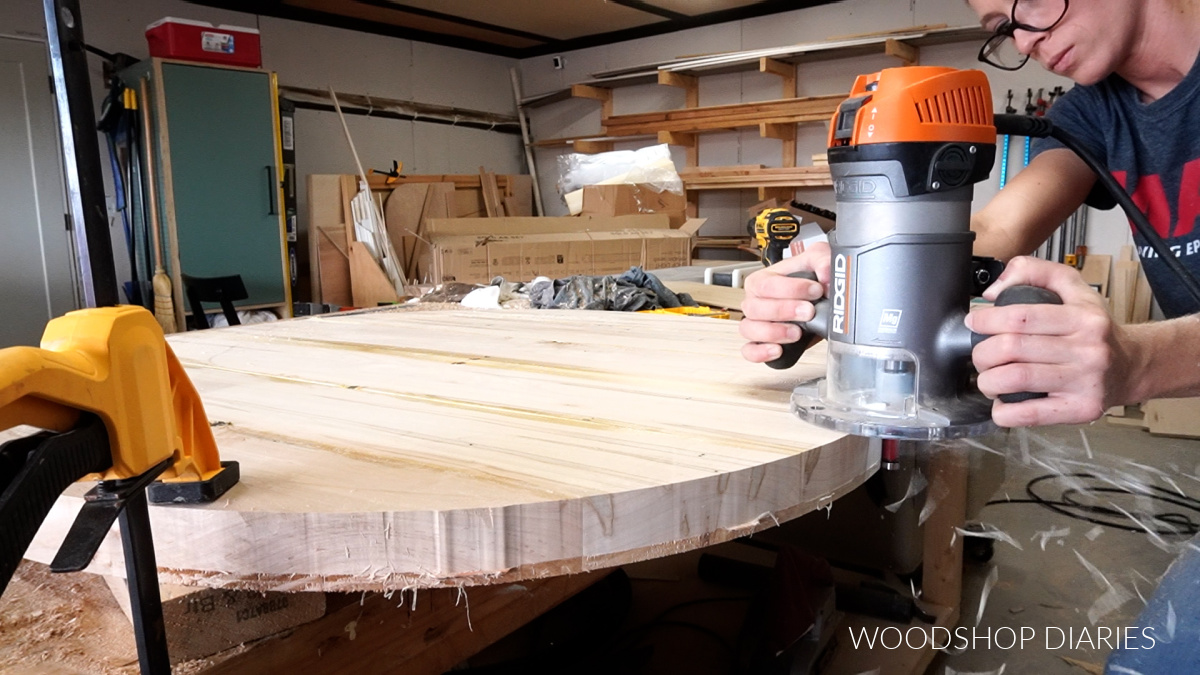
[748,208,802,266]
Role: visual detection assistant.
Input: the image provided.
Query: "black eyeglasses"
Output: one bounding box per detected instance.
[977,0,1070,71]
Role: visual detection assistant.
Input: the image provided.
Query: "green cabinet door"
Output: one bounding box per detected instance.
[160,63,286,309]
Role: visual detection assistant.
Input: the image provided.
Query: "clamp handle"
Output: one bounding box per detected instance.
[0,416,110,591]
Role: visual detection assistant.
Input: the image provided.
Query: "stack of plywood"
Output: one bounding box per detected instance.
[1107,398,1200,438]
[1108,245,1154,325]
[308,173,534,306]
[1093,245,1200,434]
[1078,245,1153,325]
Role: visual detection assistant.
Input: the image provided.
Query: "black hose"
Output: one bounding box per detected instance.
[994,113,1200,306]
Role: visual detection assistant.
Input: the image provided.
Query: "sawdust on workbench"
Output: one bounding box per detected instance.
[0,561,139,675]
[0,562,263,675]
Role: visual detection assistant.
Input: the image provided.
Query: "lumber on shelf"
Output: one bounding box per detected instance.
[680,165,833,189]
[530,133,656,149]
[602,95,845,136]
[364,173,520,192]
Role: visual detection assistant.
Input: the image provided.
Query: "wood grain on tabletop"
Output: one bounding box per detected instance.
[22,309,870,593]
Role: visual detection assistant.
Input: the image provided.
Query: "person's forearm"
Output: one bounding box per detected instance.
[970,149,1096,260]
[972,213,1029,261]
[1123,315,1200,402]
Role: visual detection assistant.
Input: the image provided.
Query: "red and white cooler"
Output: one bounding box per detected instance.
[145,18,262,68]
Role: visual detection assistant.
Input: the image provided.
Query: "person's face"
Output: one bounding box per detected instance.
[967,0,1132,85]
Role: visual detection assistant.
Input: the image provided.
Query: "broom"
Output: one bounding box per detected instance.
[139,78,177,334]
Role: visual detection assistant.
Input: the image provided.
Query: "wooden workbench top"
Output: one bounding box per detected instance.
[25,308,873,592]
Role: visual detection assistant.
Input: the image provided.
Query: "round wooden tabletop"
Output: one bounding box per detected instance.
[27,309,875,591]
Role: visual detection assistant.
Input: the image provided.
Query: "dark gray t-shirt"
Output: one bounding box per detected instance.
[1032,55,1200,318]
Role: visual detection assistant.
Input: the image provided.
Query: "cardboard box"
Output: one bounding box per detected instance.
[427,214,670,237]
[423,216,704,284]
[580,185,687,228]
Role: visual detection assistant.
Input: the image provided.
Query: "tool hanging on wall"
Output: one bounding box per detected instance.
[1035,85,1076,263]
[368,159,404,185]
[98,79,146,307]
[998,90,1016,189]
[1021,88,1037,169]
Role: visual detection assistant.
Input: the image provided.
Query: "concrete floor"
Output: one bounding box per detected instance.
[930,420,1200,675]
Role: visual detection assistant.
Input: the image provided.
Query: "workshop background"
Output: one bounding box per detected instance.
[1,0,1131,347]
[2,2,1191,675]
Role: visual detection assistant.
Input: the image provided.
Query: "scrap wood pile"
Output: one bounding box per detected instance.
[308,170,534,308]
[1078,244,1200,436]
[310,172,707,312]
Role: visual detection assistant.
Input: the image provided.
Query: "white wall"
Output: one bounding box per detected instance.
[1,0,523,300]
[518,0,1132,258]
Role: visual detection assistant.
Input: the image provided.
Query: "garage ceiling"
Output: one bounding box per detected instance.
[186,0,844,57]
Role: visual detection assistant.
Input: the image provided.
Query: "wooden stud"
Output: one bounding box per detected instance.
[1131,265,1153,324]
[758,57,792,79]
[759,187,796,202]
[569,84,611,101]
[759,123,796,141]
[759,58,797,98]
[479,168,503,217]
[570,83,613,118]
[658,71,700,107]
[1110,260,1140,324]
[658,131,698,167]
[658,131,696,147]
[657,71,700,165]
[760,123,797,168]
[885,39,919,66]
[572,139,615,154]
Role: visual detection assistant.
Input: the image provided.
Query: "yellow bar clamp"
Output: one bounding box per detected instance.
[0,306,226,486]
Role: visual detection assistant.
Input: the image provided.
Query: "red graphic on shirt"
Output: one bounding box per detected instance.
[1114,157,1200,238]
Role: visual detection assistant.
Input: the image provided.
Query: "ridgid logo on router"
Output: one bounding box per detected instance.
[847,625,1159,651]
